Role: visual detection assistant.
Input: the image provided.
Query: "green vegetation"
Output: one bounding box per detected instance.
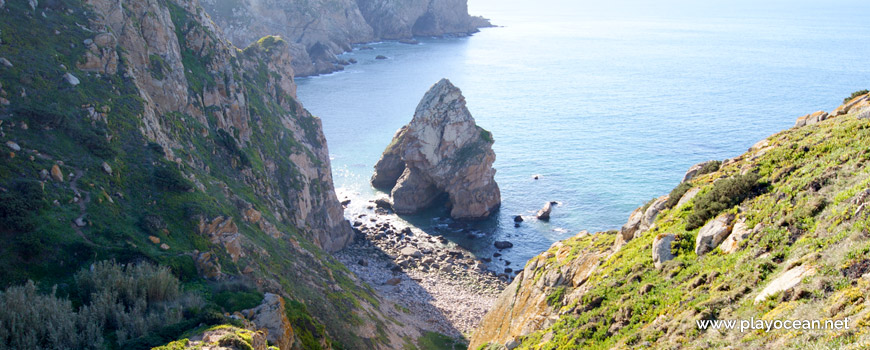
[697,160,721,176]
[663,181,693,208]
[844,89,868,103]
[497,109,870,349]
[686,172,765,230]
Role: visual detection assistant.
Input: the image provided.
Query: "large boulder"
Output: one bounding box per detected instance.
[754,265,816,303]
[694,213,734,256]
[652,233,676,269]
[676,187,701,208]
[371,79,500,220]
[640,195,669,232]
[536,202,554,221]
[719,219,752,254]
[619,207,644,243]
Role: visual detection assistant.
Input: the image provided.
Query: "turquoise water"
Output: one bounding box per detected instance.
[297,1,870,273]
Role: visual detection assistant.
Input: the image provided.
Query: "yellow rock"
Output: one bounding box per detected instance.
[148,236,160,244]
[50,164,64,182]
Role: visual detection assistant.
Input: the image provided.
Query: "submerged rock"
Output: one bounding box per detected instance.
[371,79,501,220]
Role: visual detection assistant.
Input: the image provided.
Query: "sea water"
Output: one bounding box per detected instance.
[296,0,870,272]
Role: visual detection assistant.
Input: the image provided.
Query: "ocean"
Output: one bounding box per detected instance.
[296,0,870,273]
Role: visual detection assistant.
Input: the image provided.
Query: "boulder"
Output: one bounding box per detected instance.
[385,277,401,285]
[695,214,734,256]
[513,215,524,223]
[100,161,112,175]
[719,219,752,254]
[796,110,828,127]
[619,207,644,242]
[536,202,554,221]
[148,236,161,244]
[640,195,669,231]
[50,164,64,182]
[494,241,513,250]
[371,79,500,220]
[652,233,675,268]
[682,160,718,182]
[63,73,80,86]
[0,57,11,67]
[374,196,393,210]
[244,294,295,349]
[400,247,423,258]
[676,187,701,208]
[5,141,20,151]
[754,265,816,303]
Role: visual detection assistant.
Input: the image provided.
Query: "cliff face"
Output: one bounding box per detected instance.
[0,0,421,348]
[471,94,870,349]
[372,79,501,220]
[201,0,491,76]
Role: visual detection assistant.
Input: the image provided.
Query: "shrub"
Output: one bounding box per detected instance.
[686,172,765,230]
[0,281,103,349]
[0,261,203,349]
[696,160,722,177]
[153,164,194,192]
[844,89,869,104]
[216,129,251,167]
[0,180,45,232]
[664,182,694,209]
[218,333,254,350]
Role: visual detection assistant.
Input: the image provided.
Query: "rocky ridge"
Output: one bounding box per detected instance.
[371,78,501,220]
[201,0,491,76]
[471,92,870,349]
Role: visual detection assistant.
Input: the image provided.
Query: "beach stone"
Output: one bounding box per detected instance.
[401,247,423,258]
[374,196,392,210]
[494,241,513,250]
[358,259,368,266]
[386,277,401,285]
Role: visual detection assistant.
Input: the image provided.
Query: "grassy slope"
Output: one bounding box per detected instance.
[497,109,870,349]
[0,1,403,349]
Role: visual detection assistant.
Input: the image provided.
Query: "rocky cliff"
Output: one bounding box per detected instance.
[0,0,428,348]
[200,0,491,76]
[372,79,501,220]
[471,93,870,349]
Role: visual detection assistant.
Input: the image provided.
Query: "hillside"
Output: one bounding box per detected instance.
[200,0,491,76]
[470,93,870,349]
[0,0,439,348]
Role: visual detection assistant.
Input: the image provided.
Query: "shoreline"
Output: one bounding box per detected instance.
[335,200,508,338]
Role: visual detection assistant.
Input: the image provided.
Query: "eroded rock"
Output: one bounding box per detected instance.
[652,233,675,269]
[371,79,500,220]
[244,293,295,350]
[754,265,816,303]
[695,213,734,256]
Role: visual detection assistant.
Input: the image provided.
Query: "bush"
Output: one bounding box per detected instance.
[0,180,45,232]
[153,164,194,192]
[0,261,203,349]
[696,160,721,177]
[844,89,869,104]
[686,173,765,230]
[664,182,694,209]
[215,129,251,168]
[0,281,103,349]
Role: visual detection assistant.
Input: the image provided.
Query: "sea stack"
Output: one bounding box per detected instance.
[371,79,501,220]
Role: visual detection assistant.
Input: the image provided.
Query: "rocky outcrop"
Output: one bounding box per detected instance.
[719,219,752,254]
[470,232,614,349]
[640,195,669,232]
[694,213,734,256]
[794,92,870,127]
[682,160,718,182]
[243,293,296,350]
[201,0,491,76]
[371,79,500,220]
